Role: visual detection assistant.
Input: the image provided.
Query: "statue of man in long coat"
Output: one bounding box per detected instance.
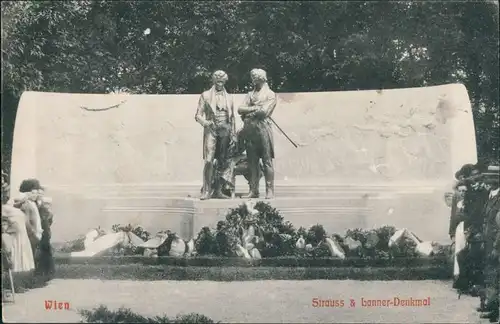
[195,70,236,200]
[238,69,277,199]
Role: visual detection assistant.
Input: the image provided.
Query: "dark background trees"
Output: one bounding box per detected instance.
[2,1,498,177]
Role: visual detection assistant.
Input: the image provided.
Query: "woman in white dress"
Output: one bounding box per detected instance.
[1,204,35,273]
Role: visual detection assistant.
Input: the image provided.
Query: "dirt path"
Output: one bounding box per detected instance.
[2,279,489,323]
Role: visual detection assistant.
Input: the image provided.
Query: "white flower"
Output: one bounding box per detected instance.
[144,28,151,35]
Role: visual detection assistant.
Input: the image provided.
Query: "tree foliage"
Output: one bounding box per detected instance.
[1,1,498,175]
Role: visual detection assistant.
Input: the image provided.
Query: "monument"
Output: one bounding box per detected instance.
[10,83,477,244]
[195,70,236,200]
[237,68,278,199]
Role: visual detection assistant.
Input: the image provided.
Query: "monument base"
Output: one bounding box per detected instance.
[49,182,450,244]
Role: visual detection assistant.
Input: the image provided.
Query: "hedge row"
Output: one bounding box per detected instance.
[55,254,451,268]
[54,264,452,281]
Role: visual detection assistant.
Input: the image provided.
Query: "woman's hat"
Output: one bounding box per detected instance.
[455,163,475,180]
[19,178,44,193]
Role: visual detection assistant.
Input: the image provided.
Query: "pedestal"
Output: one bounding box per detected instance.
[48,182,450,244]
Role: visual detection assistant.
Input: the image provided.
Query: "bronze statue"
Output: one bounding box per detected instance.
[238,69,277,199]
[195,70,236,200]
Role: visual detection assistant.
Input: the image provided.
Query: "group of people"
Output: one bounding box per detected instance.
[448,163,500,322]
[195,68,277,200]
[1,177,55,299]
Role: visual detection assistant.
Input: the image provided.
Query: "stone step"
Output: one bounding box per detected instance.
[48,182,442,195]
[48,187,449,245]
[81,190,436,200]
[101,207,371,216]
[48,182,443,201]
[97,197,370,209]
[85,193,426,199]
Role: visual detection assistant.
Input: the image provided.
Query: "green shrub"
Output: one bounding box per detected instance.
[194,226,218,256]
[171,313,219,324]
[189,202,429,260]
[310,242,331,258]
[306,224,327,246]
[210,201,301,258]
[342,226,417,259]
[57,237,86,253]
[375,226,398,250]
[71,202,435,261]
[79,305,218,323]
[390,236,419,258]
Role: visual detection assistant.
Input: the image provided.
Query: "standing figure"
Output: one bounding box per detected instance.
[449,181,468,240]
[195,70,236,200]
[15,179,44,257]
[238,69,277,199]
[2,169,9,205]
[464,166,490,296]
[478,165,500,322]
[1,205,35,274]
[453,164,489,296]
[35,197,55,278]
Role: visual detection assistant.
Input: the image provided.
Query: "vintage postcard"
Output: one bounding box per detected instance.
[1,1,499,323]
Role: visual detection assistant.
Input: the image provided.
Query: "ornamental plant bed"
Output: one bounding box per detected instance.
[55,201,452,266]
[54,263,451,281]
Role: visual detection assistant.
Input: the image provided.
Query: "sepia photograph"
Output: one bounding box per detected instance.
[1,1,499,323]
